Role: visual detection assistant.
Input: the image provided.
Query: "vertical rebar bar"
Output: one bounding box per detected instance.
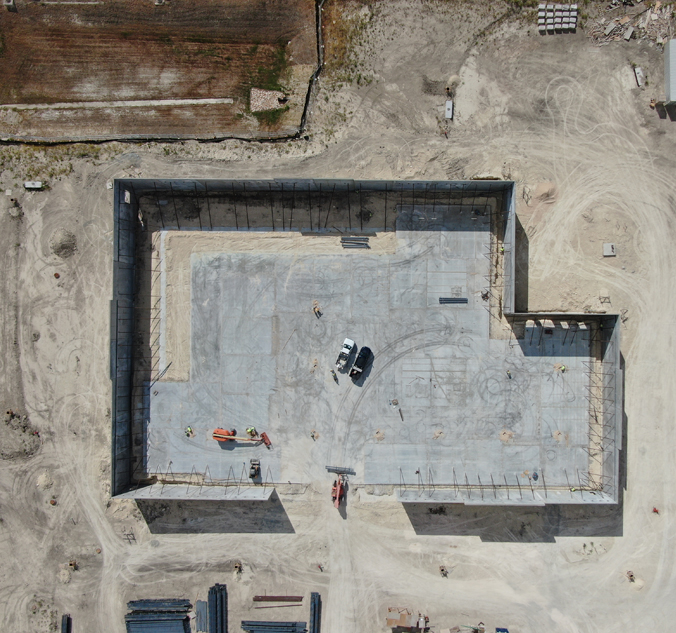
[204,181,213,230]
[243,182,250,230]
[384,184,388,231]
[269,182,275,231]
[169,182,180,230]
[308,182,312,231]
[153,182,165,229]
[324,183,335,229]
[280,181,285,230]
[231,182,239,230]
[359,184,363,232]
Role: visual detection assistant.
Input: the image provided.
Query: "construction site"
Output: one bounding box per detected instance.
[111,179,622,507]
[3,0,676,631]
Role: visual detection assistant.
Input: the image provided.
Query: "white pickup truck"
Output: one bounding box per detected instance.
[335,338,355,371]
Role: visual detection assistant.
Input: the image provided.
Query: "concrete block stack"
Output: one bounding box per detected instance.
[538,3,578,34]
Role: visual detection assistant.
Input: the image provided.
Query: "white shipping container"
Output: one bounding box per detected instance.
[666,40,676,102]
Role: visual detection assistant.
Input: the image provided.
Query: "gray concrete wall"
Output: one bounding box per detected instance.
[666,39,676,103]
[502,181,516,315]
[602,314,622,501]
[111,181,137,496]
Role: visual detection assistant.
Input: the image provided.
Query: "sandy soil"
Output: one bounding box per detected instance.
[0,1,676,632]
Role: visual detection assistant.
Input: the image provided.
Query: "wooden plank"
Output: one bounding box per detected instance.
[253,596,304,603]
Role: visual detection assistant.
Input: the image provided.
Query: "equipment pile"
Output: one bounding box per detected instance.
[588,2,674,46]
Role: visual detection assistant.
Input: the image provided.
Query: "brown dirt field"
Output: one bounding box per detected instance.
[0,0,316,138]
[2,102,244,140]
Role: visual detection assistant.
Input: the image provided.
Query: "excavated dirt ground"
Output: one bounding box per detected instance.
[1,1,676,632]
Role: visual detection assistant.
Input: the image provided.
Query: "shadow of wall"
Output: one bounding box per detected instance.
[136,491,295,534]
[514,212,529,312]
[403,500,623,543]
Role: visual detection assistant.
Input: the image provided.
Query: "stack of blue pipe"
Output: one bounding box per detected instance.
[125,599,191,633]
[208,584,228,633]
[309,593,321,633]
[241,621,307,633]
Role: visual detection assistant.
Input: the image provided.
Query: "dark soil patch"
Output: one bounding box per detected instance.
[49,228,77,259]
[1,410,40,459]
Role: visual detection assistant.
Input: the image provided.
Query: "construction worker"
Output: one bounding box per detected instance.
[246,426,257,438]
[185,426,193,437]
[561,365,567,373]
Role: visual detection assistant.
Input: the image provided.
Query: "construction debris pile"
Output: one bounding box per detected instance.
[538,4,579,34]
[250,88,288,112]
[588,2,674,46]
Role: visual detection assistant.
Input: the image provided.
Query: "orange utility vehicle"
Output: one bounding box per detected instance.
[212,428,272,448]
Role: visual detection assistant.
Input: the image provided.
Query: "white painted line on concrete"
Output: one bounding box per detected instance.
[0,98,234,111]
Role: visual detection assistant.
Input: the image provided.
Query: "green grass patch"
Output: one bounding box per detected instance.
[251,43,288,92]
[252,105,289,127]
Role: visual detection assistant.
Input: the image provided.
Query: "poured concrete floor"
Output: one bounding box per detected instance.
[148,206,591,490]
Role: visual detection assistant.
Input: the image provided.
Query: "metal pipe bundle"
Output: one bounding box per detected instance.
[241,622,307,633]
[127,600,192,612]
[309,593,321,633]
[208,584,228,633]
[341,236,370,249]
[439,297,468,304]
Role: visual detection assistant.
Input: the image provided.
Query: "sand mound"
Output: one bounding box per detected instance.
[37,471,53,491]
[49,228,77,259]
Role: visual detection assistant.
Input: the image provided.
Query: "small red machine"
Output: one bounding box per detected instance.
[326,466,354,509]
[331,474,346,508]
